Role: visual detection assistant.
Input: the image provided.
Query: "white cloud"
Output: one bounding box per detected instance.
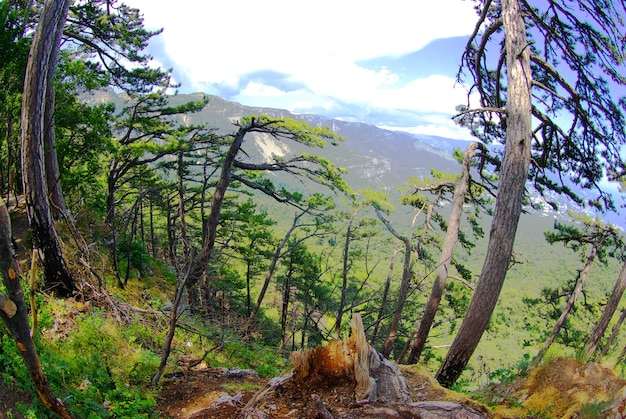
[124,0,479,137]
[380,110,480,141]
[239,82,289,98]
[370,75,471,113]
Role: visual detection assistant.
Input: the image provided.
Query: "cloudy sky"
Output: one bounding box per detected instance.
[123,0,479,140]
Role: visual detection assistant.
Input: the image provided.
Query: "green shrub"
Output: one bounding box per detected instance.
[118,236,151,272]
[579,400,611,419]
[1,308,160,418]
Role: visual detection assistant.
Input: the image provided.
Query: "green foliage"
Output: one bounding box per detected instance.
[0,335,34,394]
[1,306,160,418]
[444,281,471,318]
[55,54,115,216]
[118,235,151,272]
[579,400,612,418]
[242,115,344,148]
[488,353,532,384]
[360,187,395,213]
[66,0,173,94]
[3,1,626,413]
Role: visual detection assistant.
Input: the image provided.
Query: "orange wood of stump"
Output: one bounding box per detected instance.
[291,314,369,388]
[292,338,357,383]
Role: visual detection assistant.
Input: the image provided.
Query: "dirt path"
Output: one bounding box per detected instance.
[0,377,30,419]
[158,367,267,419]
[156,363,489,419]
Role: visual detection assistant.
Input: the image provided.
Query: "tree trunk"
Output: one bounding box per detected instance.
[44,60,66,219]
[151,266,188,386]
[584,261,626,360]
[281,261,293,350]
[436,0,532,388]
[381,233,413,358]
[185,122,248,288]
[149,197,156,257]
[123,201,139,286]
[153,121,249,385]
[406,143,480,364]
[5,112,14,203]
[371,245,399,345]
[602,308,626,364]
[301,305,310,348]
[531,244,597,368]
[0,198,76,418]
[139,192,145,244]
[177,150,189,261]
[335,213,356,338]
[377,208,420,359]
[166,197,177,269]
[21,0,76,297]
[246,261,252,317]
[289,313,410,404]
[245,212,300,334]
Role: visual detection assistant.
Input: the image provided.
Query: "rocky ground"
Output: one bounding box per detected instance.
[156,363,488,419]
[154,358,626,418]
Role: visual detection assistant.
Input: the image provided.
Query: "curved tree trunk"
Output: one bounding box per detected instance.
[0,198,76,418]
[584,261,626,360]
[436,0,532,387]
[21,0,76,296]
[185,121,248,288]
[154,121,249,385]
[406,142,480,364]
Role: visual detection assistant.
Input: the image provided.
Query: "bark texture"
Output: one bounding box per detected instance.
[243,313,411,418]
[21,0,75,296]
[44,56,66,218]
[436,0,532,387]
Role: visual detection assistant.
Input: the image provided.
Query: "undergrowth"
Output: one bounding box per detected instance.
[0,303,161,418]
[0,270,288,418]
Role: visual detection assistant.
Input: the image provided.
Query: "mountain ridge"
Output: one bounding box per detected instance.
[89,89,621,226]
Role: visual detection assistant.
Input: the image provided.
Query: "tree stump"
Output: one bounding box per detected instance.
[291,313,411,403]
[241,313,411,418]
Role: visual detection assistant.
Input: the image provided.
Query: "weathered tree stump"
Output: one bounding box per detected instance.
[241,314,411,418]
[290,313,411,403]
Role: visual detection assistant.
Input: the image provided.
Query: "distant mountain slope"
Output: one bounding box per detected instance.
[88,90,622,226]
[165,93,463,195]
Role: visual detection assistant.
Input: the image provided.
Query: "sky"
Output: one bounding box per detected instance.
[122,0,479,140]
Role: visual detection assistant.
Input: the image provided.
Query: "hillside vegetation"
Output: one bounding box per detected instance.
[2,1,626,418]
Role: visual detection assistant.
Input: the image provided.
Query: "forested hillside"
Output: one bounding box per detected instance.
[1,1,626,418]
